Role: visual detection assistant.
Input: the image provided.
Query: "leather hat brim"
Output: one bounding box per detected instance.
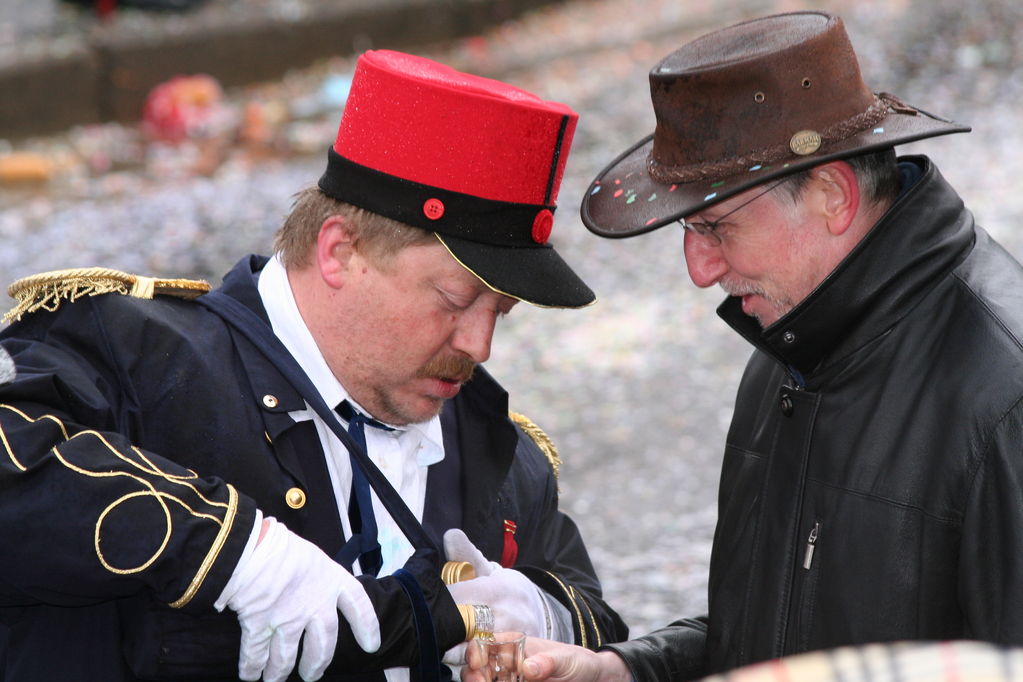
[581,105,970,239]
[436,234,596,309]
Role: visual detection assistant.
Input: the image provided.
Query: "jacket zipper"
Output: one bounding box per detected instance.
[802,521,820,570]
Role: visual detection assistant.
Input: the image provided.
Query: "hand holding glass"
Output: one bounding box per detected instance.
[473,631,526,682]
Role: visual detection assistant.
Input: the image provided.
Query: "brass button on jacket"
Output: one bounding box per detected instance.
[285,487,306,509]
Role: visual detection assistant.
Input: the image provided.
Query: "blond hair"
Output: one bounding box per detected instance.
[274,187,435,269]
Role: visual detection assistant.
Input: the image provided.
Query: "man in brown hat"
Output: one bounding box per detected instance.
[0,50,625,681]
[465,10,1023,682]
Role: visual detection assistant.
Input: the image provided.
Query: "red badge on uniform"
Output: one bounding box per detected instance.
[500,519,519,568]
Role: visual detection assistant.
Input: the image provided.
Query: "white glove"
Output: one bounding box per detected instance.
[441,529,548,665]
[216,516,381,682]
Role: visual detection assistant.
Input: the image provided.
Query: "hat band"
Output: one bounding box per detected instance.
[648,93,894,184]
[318,149,556,248]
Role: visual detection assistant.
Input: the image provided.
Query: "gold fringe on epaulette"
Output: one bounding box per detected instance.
[4,267,210,324]
[509,411,561,481]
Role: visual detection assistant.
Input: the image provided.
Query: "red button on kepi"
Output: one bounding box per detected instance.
[423,198,445,220]
[531,209,553,244]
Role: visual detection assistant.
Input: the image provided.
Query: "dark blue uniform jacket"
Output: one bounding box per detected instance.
[0,255,626,681]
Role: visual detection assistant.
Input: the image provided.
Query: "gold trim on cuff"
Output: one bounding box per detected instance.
[169,483,239,608]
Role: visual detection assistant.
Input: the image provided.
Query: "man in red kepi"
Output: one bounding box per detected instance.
[463,9,1023,682]
[0,50,626,681]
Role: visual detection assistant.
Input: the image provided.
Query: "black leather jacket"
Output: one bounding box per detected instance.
[608,156,1023,679]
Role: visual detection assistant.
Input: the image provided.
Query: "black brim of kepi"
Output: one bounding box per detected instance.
[581,102,970,239]
[436,233,595,309]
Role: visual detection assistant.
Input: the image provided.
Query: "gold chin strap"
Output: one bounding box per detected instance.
[4,267,210,323]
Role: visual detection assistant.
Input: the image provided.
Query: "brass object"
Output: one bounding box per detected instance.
[285,487,306,509]
[441,560,476,585]
[457,603,476,640]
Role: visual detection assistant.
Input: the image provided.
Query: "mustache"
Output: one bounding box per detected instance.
[416,355,476,383]
[720,277,767,298]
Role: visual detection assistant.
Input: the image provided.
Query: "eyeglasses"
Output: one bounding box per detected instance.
[678,177,792,245]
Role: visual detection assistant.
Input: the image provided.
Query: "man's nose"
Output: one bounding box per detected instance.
[450,307,497,364]
[683,230,729,288]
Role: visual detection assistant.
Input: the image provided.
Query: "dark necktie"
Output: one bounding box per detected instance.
[335,400,393,576]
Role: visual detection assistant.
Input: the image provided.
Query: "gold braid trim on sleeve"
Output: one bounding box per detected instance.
[169,483,239,609]
[4,267,211,323]
[509,411,561,481]
[576,586,603,648]
[0,403,240,608]
[542,570,599,649]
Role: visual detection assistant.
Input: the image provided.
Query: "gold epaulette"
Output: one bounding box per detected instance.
[4,267,211,324]
[509,411,561,481]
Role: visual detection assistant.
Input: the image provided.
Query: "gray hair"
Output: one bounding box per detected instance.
[781,147,900,208]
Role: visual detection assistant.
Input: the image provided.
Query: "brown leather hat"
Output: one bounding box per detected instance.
[582,11,971,238]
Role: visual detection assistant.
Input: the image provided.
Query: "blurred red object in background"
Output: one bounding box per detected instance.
[142,74,228,142]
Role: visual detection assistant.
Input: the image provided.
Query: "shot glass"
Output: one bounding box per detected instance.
[474,631,526,682]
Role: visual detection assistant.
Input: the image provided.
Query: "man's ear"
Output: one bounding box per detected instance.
[316,215,356,289]
[812,161,860,236]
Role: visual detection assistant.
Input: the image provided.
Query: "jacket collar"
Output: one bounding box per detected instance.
[452,363,518,496]
[450,364,519,555]
[719,156,976,380]
[214,255,309,437]
[218,254,272,322]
